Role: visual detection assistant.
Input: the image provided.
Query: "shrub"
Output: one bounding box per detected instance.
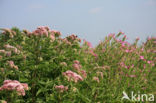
[0,27,155,102]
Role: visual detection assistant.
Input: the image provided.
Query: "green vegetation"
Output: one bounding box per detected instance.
[0,26,155,103]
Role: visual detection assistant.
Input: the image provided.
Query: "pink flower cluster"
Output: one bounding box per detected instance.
[4,44,20,54]
[60,62,67,67]
[0,80,28,96]
[119,62,134,69]
[110,33,131,51]
[124,46,136,53]
[136,37,140,41]
[73,60,87,78]
[87,41,93,48]
[30,26,62,41]
[93,77,100,83]
[73,63,81,71]
[67,34,77,40]
[7,61,18,70]
[55,85,68,92]
[32,26,49,37]
[125,74,136,78]
[61,38,71,45]
[61,34,81,45]
[1,28,16,38]
[49,30,61,41]
[0,50,6,53]
[51,30,61,37]
[0,49,11,57]
[89,50,98,57]
[73,60,80,64]
[119,41,130,48]
[79,70,87,78]
[63,70,83,83]
[83,39,93,48]
[4,44,15,49]
[108,33,115,38]
[139,56,155,66]
[147,37,156,41]
[140,56,144,60]
[96,71,103,79]
[119,31,125,35]
[73,60,81,71]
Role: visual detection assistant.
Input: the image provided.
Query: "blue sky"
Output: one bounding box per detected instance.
[0,0,156,46]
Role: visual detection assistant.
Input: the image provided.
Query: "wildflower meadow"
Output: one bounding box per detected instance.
[0,26,155,103]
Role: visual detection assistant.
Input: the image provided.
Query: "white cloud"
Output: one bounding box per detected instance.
[89,7,102,14]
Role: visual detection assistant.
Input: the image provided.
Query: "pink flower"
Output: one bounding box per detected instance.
[0,56,2,59]
[123,35,128,39]
[51,30,61,37]
[4,44,20,54]
[119,31,125,35]
[93,77,100,83]
[83,39,93,48]
[21,83,29,90]
[136,37,140,40]
[131,64,134,68]
[152,63,155,67]
[80,70,87,78]
[140,56,144,60]
[13,48,20,54]
[119,62,125,67]
[5,51,11,57]
[141,48,144,51]
[73,63,81,71]
[14,66,18,70]
[125,49,129,53]
[55,85,68,92]
[60,62,67,67]
[108,33,115,38]
[44,26,50,31]
[4,44,15,49]
[0,50,5,53]
[0,80,28,96]
[73,60,80,64]
[129,75,136,78]
[121,42,126,48]
[96,72,103,79]
[147,37,152,40]
[63,70,83,83]
[87,41,93,48]
[124,66,128,69]
[7,61,18,70]
[147,60,152,64]
[90,50,98,57]
[7,61,14,68]
[50,34,55,41]
[153,50,156,53]
[32,26,49,37]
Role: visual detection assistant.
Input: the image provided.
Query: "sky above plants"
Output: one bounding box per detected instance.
[0,0,156,46]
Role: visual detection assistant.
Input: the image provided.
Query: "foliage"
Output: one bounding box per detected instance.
[0,27,155,103]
